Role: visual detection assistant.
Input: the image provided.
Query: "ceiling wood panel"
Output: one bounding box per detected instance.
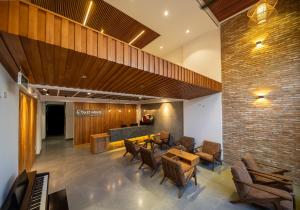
[206,0,258,21]
[29,0,160,48]
[0,0,222,99]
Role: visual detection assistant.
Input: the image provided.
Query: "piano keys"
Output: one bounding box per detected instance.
[1,170,68,210]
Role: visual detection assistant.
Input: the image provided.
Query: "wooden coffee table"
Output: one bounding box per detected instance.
[166,148,199,168]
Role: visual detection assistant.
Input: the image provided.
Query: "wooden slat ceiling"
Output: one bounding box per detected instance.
[0,0,222,100]
[206,0,258,21]
[28,0,160,48]
[38,88,154,101]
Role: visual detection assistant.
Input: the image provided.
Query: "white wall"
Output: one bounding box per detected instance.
[0,64,19,206]
[164,28,223,151]
[65,102,74,139]
[184,93,222,147]
[164,29,221,82]
[36,101,43,154]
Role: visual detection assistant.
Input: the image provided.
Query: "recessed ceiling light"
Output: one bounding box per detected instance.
[42,88,47,91]
[81,75,87,79]
[46,93,49,96]
[139,96,142,99]
[159,46,164,50]
[87,92,92,95]
[185,29,190,34]
[164,10,169,16]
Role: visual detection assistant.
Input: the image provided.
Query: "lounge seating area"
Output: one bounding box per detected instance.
[0,0,299,210]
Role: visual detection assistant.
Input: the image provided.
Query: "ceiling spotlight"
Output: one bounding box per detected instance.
[164,10,169,16]
[139,96,142,99]
[42,88,47,91]
[159,46,164,50]
[185,29,190,34]
[81,75,87,79]
[87,92,92,95]
[46,93,49,96]
[100,29,104,33]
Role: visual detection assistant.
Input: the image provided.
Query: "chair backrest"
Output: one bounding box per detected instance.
[231,161,253,198]
[124,139,138,155]
[177,136,195,153]
[140,147,156,169]
[202,140,221,155]
[160,131,170,143]
[242,153,259,171]
[161,155,185,186]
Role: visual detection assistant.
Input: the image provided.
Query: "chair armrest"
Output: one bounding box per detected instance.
[256,162,290,173]
[232,178,292,201]
[248,169,293,184]
[194,145,203,152]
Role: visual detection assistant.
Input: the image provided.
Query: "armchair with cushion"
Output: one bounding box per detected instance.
[231,161,294,210]
[139,147,161,177]
[123,139,141,162]
[151,131,170,149]
[195,140,222,171]
[160,155,197,198]
[174,136,195,153]
[242,153,293,193]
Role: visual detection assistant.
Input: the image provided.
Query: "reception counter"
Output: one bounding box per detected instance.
[108,125,154,142]
[90,125,154,154]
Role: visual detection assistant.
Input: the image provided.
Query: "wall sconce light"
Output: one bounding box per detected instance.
[118,110,121,113]
[247,0,278,25]
[257,95,265,99]
[108,109,111,112]
[256,40,263,48]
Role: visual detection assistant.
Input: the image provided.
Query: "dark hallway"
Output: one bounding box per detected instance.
[46,104,65,137]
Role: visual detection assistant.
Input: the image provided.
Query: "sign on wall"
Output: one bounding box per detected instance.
[76,109,102,117]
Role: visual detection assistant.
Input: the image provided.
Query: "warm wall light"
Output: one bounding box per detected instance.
[247,0,278,25]
[108,109,111,112]
[129,30,145,45]
[164,10,169,16]
[256,40,263,48]
[257,95,265,99]
[118,110,121,112]
[83,1,93,26]
[185,29,190,34]
[100,29,104,34]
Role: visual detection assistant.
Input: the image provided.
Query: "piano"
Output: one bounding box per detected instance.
[1,170,68,210]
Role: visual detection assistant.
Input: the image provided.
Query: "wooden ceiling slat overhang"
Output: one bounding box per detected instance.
[29,0,160,48]
[0,0,222,100]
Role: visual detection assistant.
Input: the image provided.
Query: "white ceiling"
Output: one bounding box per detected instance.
[104,0,218,57]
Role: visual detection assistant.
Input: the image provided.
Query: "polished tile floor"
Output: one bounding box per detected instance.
[33,137,299,210]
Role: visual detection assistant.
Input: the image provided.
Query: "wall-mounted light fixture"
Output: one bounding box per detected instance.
[247,0,278,25]
[257,95,265,99]
[256,40,263,48]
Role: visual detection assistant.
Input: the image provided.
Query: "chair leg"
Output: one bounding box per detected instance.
[178,186,186,199]
[138,162,144,169]
[160,176,166,184]
[150,167,158,177]
[130,154,136,162]
[194,172,198,185]
[123,151,128,157]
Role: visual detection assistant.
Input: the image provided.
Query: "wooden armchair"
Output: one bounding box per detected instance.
[231,161,294,210]
[160,155,197,198]
[174,136,195,153]
[151,131,170,149]
[195,140,222,171]
[242,153,293,192]
[139,147,161,177]
[123,139,141,161]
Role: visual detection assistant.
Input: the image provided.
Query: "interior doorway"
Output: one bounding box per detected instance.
[46,104,65,137]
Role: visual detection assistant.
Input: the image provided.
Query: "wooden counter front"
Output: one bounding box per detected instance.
[90,133,110,154]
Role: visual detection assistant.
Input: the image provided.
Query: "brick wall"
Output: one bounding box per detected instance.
[221,0,300,183]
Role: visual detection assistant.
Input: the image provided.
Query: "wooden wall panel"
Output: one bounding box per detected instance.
[74,103,137,145]
[19,91,37,173]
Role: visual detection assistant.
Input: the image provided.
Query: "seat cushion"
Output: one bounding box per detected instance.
[196,151,213,162]
[248,184,293,201]
[280,200,293,210]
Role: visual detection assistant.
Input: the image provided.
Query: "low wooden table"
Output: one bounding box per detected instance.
[165,148,199,170]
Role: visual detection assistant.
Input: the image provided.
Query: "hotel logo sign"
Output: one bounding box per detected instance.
[76,109,102,117]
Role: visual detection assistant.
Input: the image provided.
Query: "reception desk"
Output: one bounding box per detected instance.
[90,125,154,154]
[108,125,154,142]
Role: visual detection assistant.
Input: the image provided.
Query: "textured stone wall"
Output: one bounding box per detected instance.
[141,102,183,144]
[221,0,300,183]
